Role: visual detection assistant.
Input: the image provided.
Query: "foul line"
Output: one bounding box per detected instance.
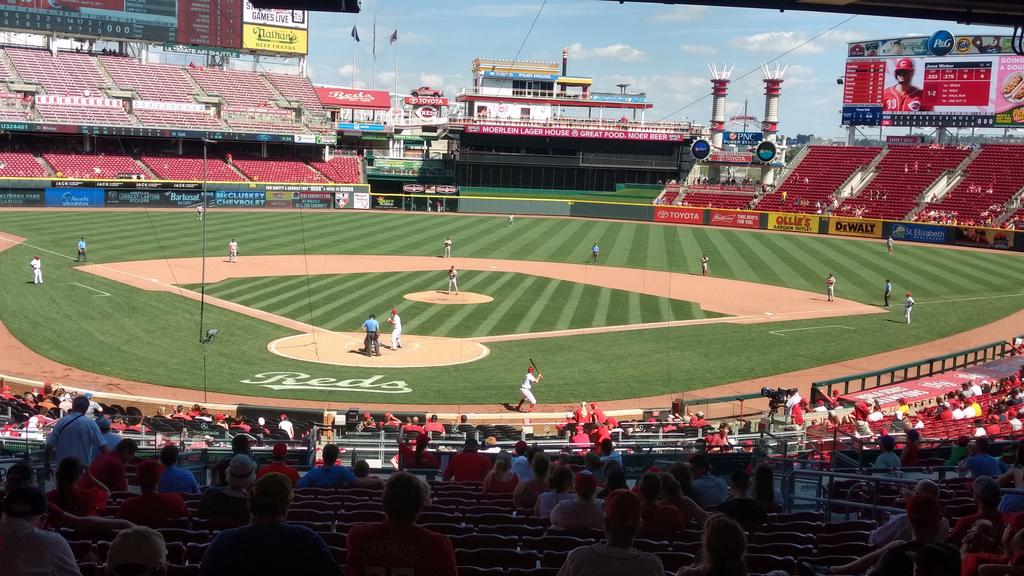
[60,282,110,297]
[769,325,853,337]
[915,293,1024,305]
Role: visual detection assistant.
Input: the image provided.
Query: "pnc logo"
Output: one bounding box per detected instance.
[928,30,954,56]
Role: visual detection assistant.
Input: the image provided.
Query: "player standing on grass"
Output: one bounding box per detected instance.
[700,254,709,277]
[228,239,238,263]
[196,204,204,221]
[507,213,515,227]
[590,242,600,263]
[884,279,892,308]
[447,266,459,295]
[443,236,452,258]
[388,308,403,350]
[887,235,894,255]
[76,237,87,262]
[904,291,915,324]
[515,367,542,413]
[30,256,42,285]
[826,273,836,302]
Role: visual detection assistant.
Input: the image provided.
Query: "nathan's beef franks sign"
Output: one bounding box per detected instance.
[708,209,760,229]
[315,87,391,109]
[464,124,686,142]
[654,207,703,224]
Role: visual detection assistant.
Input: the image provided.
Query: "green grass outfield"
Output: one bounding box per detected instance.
[0,209,1022,405]
[192,272,716,338]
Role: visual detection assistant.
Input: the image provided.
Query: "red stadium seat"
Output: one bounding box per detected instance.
[521,535,593,552]
[456,548,538,570]
[450,533,519,550]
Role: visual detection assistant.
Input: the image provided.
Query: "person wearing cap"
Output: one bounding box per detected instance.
[388,308,403,350]
[257,442,301,485]
[202,473,342,576]
[356,412,376,431]
[550,471,603,531]
[277,413,294,439]
[397,433,440,470]
[874,435,902,471]
[688,411,708,428]
[45,395,107,478]
[510,441,535,482]
[362,313,381,356]
[557,489,664,576]
[688,453,727,509]
[209,434,252,487]
[29,254,42,284]
[514,366,542,413]
[0,486,79,575]
[868,479,950,547]
[118,459,189,525]
[105,525,168,576]
[199,454,257,526]
[96,416,122,452]
[442,437,492,482]
[297,443,356,488]
[157,444,200,495]
[84,392,103,420]
[347,471,457,575]
[90,438,137,492]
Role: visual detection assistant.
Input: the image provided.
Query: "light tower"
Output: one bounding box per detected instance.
[760,62,786,186]
[707,63,733,181]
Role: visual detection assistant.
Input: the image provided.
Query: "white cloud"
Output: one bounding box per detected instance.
[784,64,817,87]
[679,44,718,56]
[377,71,396,85]
[651,5,705,21]
[567,42,646,62]
[419,73,444,88]
[729,30,860,55]
[338,64,360,78]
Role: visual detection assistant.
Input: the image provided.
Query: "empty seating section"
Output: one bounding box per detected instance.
[656,181,681,204]
[33,103,133,126]
[756,146,881,213]
[309,156,362,183]
[232,158,329,183]
[267,73,324,112]
[919,144,1024,224]
[44,152,148,179]
[99,57,198,102]
[133,109,223,130]
[140,156,246,182]
[837,146,970,220]
[188,68,279,109]
[681,190,755,209]
[6,48,108,96]
[0,151,50,177]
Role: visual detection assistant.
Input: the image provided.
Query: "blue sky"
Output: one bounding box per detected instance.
[304,1,1012,139]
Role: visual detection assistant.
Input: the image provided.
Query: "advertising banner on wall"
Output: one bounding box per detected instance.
[214,191,265,207]
[243,2,308,29]
[889,222,949,244]
[44,188,104,207]
[105,190,203,207]
[653,207,703,225]
[474,102,552,122]
[242,24,308,55]
[352,192,371,210]
[372,195,402,210]
[292,191,334,209]
[317,87,392,110]
[830,217,884,238]
[767,212,819,233]
[708,210,760,229]
[953,227,1014,249]
[0,191,43,207]
[463,124,686,142]
[265,190,295,208]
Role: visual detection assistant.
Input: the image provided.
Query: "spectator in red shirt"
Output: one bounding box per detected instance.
[398,434,439,470]
[442,438,491,482]
[901,429,922,467]
[590,403,606,423]
[704,424,730,452]
[854,400,871,421]
[574,402,591,424]
[170,405,192,421]
[483,451,519,495]
[688,411,709,428]
[636,471,683,539]
[422,414,445,435]
[949,476,1005,545]
[118,459,189,525]
[357,412,377,431]
[347,472,457,576]
[985,416,1002,437]
[47,456,109,517]
[401,417,424,435]
[791,401,806,427]
[570,425,592,453]
[89,438,137,492]
[257,442,300,485]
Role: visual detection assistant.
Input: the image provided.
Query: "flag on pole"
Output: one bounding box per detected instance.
[389,29,398,44]
[351,26,360,42]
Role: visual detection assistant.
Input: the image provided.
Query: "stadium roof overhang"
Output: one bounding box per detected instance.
[606,0,1024,27]
[456,93,654,110]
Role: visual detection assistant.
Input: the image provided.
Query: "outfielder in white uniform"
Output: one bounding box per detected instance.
[30,256,42,284]
[443,236,452,258]
[887,235,894,255]
[228,239,238,263]
[507,214,515,227]
[904,291,915,324]
[700,254,709,277]
[196,205,204,221]
[388,308,403,350]
[447,266,459,295]
[826,273,836,302]
[515,367,543,412]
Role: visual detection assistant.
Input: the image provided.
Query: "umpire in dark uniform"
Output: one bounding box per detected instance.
[362,314,381,356]
[884,279,892,308]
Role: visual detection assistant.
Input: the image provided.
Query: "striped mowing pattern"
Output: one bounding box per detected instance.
[195,272,715,338]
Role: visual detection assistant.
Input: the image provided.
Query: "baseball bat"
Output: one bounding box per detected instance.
[529,358,540,374]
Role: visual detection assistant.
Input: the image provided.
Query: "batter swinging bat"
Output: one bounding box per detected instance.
[529,358,540,374]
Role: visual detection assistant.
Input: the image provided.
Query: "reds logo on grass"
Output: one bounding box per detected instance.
[242,372,412,393]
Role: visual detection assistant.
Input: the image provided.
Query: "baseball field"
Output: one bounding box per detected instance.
[0,208,1022,409]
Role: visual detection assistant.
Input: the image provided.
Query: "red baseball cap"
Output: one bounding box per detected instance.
[272,442,288,458]
[896,58,914,72]
[575,472,598,493]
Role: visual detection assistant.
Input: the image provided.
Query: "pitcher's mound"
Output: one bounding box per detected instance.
[268,331,490,368]
[405,291,494,305]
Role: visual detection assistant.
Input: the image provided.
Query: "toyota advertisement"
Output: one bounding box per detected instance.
[654,207,703,225]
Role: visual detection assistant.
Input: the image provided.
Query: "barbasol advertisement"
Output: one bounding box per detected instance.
[889,222,949,244]
[214,191,265,207]
[44,188,105,207]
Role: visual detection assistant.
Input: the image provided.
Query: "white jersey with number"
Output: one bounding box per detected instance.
[905,296,915,310]
[391,314,402,331]
[521,372,537,390]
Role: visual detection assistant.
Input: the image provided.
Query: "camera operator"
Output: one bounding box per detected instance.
[785,389,802,419]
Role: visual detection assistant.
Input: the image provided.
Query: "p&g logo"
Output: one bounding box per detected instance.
[928,30,954,56]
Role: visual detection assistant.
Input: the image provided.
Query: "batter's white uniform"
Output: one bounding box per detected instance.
[390,313,403,349]
[228,240,238,263]
[904,296,915,324]
[448,268,459,294]
[30,257,42,284]
[520,372,538,406]
[443,238,452,258]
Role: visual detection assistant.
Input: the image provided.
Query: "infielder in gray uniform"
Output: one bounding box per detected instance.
[904,291,915,324]
[447,266,459,295]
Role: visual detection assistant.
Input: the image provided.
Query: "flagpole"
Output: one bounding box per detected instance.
[371,14,377,90]
[352,26,357,87]
[393,24,399,108]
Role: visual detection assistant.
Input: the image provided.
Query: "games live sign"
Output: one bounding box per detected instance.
[830,217,883,238]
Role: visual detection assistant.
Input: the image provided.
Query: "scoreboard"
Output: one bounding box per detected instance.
[843,33,1024,128]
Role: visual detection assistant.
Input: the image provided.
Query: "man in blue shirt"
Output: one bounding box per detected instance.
[297,444,356,488]
[958,437,1009,478]
[884,279,892,308]
[590,243,600,263]
[76,237,87,262]
[362,314,380,357]
[158,444,200,494]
